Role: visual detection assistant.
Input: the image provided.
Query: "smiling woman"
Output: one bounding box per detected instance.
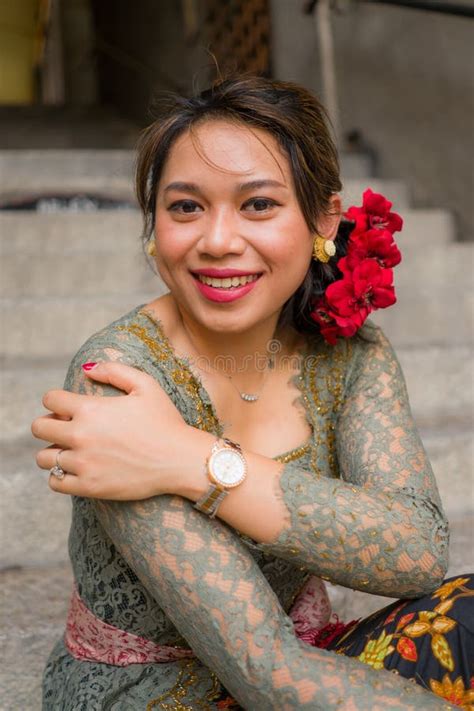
[32,74,473,710]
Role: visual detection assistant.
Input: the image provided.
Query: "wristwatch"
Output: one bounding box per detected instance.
[194,437,247,518]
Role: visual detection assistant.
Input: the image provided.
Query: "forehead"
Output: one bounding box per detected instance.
[160,119,290,184]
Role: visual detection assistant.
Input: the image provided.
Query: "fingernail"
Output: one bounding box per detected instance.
[82,362,98,371]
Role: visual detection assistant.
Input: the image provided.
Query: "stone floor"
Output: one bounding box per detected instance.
[1,515,472,710]
[0,564,73,710]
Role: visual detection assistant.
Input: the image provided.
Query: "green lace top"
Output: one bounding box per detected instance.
[42,304,450,711]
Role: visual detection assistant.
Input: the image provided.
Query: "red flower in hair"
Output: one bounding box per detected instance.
[340,228,402,272]
[326,259,396,328]
[310,189,402,344]
[310,302,349,345]
[345,189,403,235]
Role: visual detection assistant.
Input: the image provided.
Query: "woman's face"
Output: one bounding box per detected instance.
[153,119,340,335]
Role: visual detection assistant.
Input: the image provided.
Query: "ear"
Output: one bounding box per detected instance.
[315,194,342,241]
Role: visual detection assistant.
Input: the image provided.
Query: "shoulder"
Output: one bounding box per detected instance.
[301,319,402,409]
[64,304,169,387]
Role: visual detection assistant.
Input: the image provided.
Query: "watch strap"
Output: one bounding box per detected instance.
[194,484,228,519]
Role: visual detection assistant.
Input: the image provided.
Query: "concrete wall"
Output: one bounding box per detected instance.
[271,0,474,240]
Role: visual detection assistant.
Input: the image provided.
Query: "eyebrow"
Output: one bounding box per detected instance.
[163,179,288,195]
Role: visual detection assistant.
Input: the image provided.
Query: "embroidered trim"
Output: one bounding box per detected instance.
[146,659,222,710]
[121,310,314,465]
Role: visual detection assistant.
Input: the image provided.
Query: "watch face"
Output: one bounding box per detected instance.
[210,449,247,488]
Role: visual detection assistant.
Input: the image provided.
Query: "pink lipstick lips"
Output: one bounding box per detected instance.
[190,270,262,303]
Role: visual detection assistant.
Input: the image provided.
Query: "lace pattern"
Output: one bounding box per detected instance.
[43,306,452,710]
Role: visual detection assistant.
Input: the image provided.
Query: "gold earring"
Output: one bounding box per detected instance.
[312,234,336,263]
[147,240,156,257]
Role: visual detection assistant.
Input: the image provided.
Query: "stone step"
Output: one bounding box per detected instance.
[2,278,471,360]
[0,249,159,297]
[341,178,409,209]
[1,424,471,570]
[2,223,468,299]
[0,211,144,254]
[371,239,473,346]
[2,344,472,442]
[371,287,472,347]
[339,152,373,179]
[0,563,74,710]
[0,149,136,198]
[1,440,72,570]
[0,293,161,359]
[1,149,407,206]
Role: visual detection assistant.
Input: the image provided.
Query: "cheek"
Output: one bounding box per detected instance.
[264,223,312,274]
[154,216,189,263]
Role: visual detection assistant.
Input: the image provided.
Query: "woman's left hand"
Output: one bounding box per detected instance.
[32,362,206,500]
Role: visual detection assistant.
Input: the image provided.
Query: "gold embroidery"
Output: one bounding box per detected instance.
[292,338,351,479]
[274,442,311,463]
[117,319,221,435]
[146,659,222,710]
[122,311,313,464]
[120,311,350,477]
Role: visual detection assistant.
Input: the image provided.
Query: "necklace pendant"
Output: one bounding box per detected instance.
[240,392,259,402]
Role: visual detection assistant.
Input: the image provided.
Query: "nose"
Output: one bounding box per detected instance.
[196,208,245,258]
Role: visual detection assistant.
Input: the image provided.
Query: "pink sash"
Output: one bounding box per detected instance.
[64,582,360,667]
[65,585,194,666]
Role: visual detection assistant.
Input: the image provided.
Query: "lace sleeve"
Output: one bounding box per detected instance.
[254,325,450,598]
[61,338,451,710]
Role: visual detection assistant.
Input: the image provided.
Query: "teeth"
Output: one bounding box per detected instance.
[197,274,259,288]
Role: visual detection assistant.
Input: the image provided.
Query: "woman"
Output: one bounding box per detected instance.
[32,75,472,710]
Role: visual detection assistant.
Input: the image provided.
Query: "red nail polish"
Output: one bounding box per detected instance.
[82,362,97,371]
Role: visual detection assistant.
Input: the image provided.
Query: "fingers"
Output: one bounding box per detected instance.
[82,361,154,395]
[36,447,90,497]
[36,445,76,474]
[48,470,84,497]
[42,389,87,418]
[31,414,74,448]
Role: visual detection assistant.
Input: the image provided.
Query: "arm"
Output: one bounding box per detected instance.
[64,346,452,711]
[175,325,449,598]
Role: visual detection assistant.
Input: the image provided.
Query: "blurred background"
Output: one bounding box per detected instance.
[0,1,473,707]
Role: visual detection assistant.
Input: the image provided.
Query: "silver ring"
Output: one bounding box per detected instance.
[50,449,66,480]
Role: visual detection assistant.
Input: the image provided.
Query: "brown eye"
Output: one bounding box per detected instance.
[243,198,278,212]
[168,200,202,214]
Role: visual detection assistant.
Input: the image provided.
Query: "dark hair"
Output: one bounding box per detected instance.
[135,72,351,336]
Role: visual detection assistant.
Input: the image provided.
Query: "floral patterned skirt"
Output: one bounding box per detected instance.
[215,574,474,710]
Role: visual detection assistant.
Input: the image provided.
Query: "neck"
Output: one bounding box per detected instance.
[171,300,298,378]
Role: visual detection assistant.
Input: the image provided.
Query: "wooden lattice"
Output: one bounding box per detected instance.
[205,0,271,76]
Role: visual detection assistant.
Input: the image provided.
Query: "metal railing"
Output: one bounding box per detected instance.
[359,1,474,18]
[305,0,474,19]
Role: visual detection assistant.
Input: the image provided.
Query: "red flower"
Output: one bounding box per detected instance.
[309,301,342,345]
[345,189,403,235]
[342,229,402,271]
[396,636,418,662]
[309,188,402,344]
[310,299,358,344]
[326,259,396,329]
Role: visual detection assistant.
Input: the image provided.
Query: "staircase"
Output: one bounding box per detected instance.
[1,149,472,709]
